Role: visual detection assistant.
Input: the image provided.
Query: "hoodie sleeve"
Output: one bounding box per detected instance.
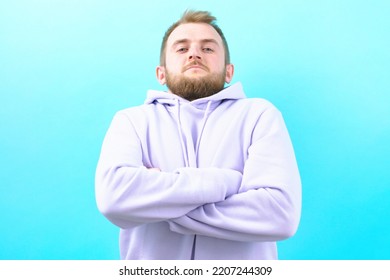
[168,107,302,242]
[95,111,242,229]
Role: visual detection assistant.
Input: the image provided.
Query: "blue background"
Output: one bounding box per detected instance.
[1,0,389,260]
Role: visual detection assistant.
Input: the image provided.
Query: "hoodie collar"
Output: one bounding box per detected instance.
[144,82,246,106]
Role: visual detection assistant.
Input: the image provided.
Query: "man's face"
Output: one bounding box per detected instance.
[156,23,234,100]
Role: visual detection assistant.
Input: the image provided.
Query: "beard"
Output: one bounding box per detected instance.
[165,68,226,101]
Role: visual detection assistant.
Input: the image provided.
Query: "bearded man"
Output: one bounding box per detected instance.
[95,10,301,260]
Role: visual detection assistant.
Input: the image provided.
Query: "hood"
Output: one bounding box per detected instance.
[143,82,246,168]
[144,82,246,108]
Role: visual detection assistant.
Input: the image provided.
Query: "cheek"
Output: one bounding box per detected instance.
[208,57,225,70]
[165,58,183,73]
[165,52,184,66]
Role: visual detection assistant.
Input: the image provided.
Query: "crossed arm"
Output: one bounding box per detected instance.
[95,109,301,242]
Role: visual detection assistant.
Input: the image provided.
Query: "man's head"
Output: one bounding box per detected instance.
[156,10,234,101]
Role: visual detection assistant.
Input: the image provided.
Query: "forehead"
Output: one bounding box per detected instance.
[167,23,223,46]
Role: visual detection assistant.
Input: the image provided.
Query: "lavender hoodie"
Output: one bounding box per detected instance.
[95,82,301,259]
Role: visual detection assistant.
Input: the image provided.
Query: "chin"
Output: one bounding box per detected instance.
[185,73,208,79]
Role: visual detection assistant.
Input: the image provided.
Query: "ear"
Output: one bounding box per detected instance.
[156,66,166,85]
[225,64,234,84]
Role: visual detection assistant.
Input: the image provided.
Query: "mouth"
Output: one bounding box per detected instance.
[183,63,208,73]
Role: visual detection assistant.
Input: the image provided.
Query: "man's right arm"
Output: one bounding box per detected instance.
[95,112,242,229]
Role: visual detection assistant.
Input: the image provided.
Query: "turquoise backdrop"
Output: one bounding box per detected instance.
[1,0,389,259]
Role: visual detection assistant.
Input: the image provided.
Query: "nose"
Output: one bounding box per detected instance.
[188,46,201,61]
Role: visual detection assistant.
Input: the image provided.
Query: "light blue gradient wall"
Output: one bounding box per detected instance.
[1,0,389,259]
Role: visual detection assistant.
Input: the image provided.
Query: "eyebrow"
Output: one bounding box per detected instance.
[172,38,220,48]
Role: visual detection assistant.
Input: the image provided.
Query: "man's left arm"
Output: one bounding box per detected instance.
[168,107,302,242]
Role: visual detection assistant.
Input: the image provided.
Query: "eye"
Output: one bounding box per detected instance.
[177,47,188,53]
[203,47,214,53]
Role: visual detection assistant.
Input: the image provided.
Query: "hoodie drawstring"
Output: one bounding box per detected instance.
[174,99,190,167]
[174,100,213,168]
[195,100,212,165]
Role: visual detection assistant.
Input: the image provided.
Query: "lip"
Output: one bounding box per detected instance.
[184,64,207,72]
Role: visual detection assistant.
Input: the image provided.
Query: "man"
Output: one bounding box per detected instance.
[95,10,301,260]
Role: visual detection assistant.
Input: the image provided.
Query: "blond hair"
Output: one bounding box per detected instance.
[159,10,230,66]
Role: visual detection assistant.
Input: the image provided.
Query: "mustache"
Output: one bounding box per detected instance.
[182,61,209,72]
